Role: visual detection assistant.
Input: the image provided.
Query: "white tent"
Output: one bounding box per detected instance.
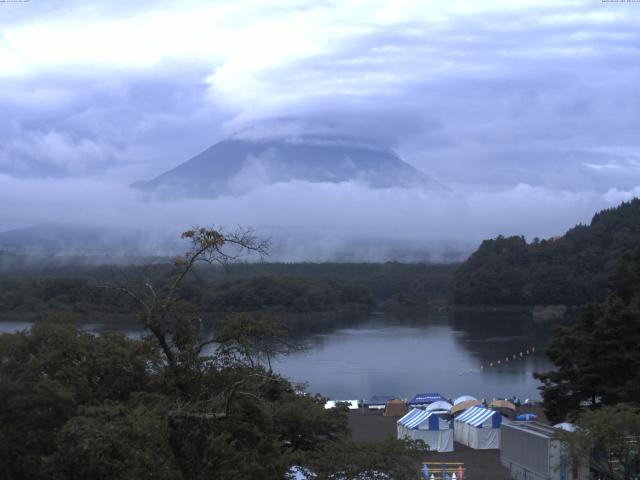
[453,395,477,405]
[397,408,454,452]
[554,422,576,432]
[454,405,501,450]
[425,400,453,413]
[324,400,359,410]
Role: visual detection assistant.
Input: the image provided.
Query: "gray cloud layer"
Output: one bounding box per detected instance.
[0,1,639,259]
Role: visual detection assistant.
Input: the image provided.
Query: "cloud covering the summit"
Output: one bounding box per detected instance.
[0,0,639,257]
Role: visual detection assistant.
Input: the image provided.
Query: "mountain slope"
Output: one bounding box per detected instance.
[452,198,640,306]
[132,136,440,197]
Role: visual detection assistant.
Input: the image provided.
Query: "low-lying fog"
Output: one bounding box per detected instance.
[1,172,637,262]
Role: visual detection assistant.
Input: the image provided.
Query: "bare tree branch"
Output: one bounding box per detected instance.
[95,226,270,373]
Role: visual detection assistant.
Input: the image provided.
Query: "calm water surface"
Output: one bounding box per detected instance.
[0,310,560,401]
[276,311,557,401]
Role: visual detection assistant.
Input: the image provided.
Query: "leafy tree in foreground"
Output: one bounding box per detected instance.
[0,227,424,480]
[558,404,640,480]
[297,437,426,480]
[0,318,157,479]
[52,395,180,480]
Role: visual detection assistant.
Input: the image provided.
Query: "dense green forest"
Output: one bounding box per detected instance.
[0,260,455,332]
[452,198,640,306]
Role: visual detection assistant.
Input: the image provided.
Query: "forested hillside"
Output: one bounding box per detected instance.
[452,199,640,306]
[0,262,455,327]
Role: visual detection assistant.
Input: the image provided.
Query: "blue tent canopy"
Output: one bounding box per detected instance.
[408,392,447,406]
[516,413,537,421]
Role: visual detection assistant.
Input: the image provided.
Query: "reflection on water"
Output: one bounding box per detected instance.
[0,310,568,401]
[275,311,564,401]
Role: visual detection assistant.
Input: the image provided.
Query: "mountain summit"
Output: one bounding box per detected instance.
[132,135,440,197]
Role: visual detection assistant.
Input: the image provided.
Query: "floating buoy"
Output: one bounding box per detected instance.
[483,347,538,370]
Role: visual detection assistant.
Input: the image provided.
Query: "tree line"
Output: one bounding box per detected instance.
[0,261,455,327]
[452,198,640,306]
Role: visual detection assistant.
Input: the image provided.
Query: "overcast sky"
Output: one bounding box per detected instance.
[1,0,639,259]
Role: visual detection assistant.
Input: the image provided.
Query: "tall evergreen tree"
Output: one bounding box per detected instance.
[535,249,640,422]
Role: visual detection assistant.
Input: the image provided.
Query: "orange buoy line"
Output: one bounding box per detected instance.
[481,346,536,369]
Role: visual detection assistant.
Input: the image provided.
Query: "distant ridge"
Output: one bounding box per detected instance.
[452,198,640,306]
[132,135,442,198]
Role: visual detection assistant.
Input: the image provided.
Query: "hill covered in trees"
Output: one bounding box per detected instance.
[0,262,455,331]
[452,198,640,306]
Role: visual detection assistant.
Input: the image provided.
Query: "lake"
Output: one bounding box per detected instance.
[276,311,556,402]
[0,309,559,401]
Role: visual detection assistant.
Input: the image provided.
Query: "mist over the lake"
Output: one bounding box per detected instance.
[3,171,638,261]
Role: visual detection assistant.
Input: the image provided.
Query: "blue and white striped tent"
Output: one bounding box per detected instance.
[454,405,502,449]
[457,405,502,427]
[398,409,439,430]
[397,408,454,452]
